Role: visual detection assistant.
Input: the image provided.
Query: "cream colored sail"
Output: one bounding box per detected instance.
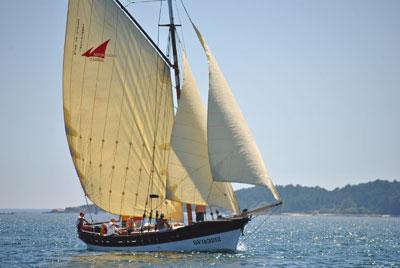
[167,53,239,213]
[63,0,182,221]
[193,25,281,201]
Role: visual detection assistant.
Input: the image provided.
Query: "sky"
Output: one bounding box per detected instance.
[0,0,399,209]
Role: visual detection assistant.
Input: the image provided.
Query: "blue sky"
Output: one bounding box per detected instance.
[0,0,399,209]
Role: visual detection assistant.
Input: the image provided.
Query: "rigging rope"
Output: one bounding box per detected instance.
[241,213,271,243]
[179,0,194,25]
[125,0,166,8]
[156,0,163,46]
[243,199,283,243]
[173,0,186,51]
[143,24,170,221]
[241,205,282,243]
[84,195,94,223]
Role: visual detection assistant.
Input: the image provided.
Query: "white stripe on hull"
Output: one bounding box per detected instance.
[86,229,242,252]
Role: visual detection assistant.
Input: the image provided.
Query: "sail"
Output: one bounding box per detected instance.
[63,0,182,221]
[193,25,281,201]
[167,53,239,213]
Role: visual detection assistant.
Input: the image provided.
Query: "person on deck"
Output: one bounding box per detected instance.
[126,217,135,235]
[107,218,120,236]
[195,205,206,222]
[215,210,223,219]
[76,212,89,231]
[100,223,107,236]
[155,213,170,231]
[133,217,142,228]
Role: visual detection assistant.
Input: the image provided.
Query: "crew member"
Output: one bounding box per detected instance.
[195,205,206,222]
[107,218,120,236]
[126,217,134,235]
[76,212,89,231]
[155,213,170,231]
[100,223,107,236]
[216,210,223,219]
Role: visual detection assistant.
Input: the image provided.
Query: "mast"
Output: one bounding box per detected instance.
[167,0,194,223]
[167,0,181,100]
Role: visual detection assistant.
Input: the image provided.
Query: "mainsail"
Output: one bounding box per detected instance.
[63,0,182,221]
[167,53,240,213]
[193,25,281,202]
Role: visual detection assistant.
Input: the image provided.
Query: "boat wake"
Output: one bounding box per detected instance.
[236,241,247,252]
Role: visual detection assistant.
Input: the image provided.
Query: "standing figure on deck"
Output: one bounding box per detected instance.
[100,223,107,236]
[126,217,135,235]
[156,213,171,231]
[195,205,206,222]
[76,212,89,231]
[215,210,223,219]
[107,218,120,236]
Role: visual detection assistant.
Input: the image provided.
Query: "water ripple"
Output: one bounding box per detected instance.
[0,214,399,267]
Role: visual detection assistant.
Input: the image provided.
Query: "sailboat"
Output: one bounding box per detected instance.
[63,0,282,252]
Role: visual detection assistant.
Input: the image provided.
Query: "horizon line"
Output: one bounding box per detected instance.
[1,178,397,210]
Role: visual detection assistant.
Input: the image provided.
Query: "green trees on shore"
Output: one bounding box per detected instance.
[236,180,400,215]
[55,180,399,216]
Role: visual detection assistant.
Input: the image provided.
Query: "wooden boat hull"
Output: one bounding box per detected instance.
[78,216,249,252]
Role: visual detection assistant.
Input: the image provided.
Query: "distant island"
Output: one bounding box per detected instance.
[47,179,400,216]
[46,204,104,214]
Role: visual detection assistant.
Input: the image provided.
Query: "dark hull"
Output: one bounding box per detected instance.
[78,216,249,252]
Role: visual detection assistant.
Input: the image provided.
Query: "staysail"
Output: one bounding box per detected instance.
[193,25,281,201]
[63,0,182,221]
[167,53,240,213]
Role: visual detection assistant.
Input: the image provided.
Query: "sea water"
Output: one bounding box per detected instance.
[0,213,399,267]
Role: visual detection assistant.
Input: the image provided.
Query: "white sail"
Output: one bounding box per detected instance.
[193,25,281,201]
[167,53,240,213]
[63,0,182,221]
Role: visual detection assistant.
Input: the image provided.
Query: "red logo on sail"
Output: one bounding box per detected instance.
[82,39,110,59]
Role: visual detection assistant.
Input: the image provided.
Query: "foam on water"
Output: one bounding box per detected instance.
[236,241,247,252]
